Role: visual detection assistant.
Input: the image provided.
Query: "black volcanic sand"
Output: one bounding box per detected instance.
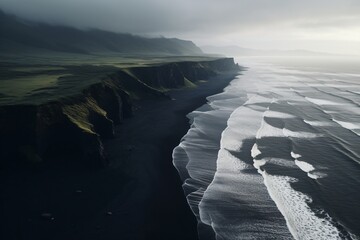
[0,72,238,240]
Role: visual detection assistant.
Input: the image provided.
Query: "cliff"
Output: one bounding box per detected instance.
[0,58,239,168]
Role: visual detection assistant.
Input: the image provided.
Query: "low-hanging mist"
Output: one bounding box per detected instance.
[0,0,359,54]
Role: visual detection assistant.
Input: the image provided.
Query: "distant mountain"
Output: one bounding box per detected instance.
[201,45,335,57]
[0,10,203,56]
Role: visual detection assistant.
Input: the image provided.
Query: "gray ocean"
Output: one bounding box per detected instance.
[173,56,360,240]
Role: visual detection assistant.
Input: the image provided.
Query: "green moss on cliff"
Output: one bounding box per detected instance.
[184,78,197,89]
[62,97,107,135]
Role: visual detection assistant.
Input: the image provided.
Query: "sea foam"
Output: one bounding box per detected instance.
[173,58,360,239]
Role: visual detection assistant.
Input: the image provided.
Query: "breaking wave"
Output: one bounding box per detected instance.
[173,57,360,239]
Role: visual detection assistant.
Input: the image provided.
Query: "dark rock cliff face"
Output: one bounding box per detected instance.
[0,58,239,168]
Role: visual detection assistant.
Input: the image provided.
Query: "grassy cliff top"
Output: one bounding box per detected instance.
[0,54,223,105]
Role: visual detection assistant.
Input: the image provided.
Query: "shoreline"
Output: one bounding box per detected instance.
[0,71,239,239]
[100,72,239,239]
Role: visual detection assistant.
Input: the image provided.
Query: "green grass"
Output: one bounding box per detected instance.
[0,64,118,105]
[0,74,66,101]
[0,53,221,105]
[1,51,220,67]
[11,66,66,72]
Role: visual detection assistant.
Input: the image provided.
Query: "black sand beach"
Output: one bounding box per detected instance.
[0,72,238,240]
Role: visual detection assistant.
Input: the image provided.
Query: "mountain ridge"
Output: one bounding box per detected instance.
[0,9,203,56]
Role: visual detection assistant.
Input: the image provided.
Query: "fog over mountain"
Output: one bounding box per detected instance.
[0,10,203,56]
[0,0,359,55]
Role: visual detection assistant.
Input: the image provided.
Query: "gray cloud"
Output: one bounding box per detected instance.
[296,16,360,29]
[1,0,359,33]
[1,0,359,54]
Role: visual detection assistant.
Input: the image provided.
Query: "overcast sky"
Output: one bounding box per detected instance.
[1,0,360,54]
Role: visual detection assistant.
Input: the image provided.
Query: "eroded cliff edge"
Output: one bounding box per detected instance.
[0,58,239,168]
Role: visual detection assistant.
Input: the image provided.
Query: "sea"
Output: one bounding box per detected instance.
[173,56,360,240]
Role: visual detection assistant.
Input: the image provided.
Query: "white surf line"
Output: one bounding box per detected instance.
[311,87,360,119]
[290,151,326,180]
[303,120,333,127]
[303,94,359,135]
[332,119,360,132]
[173,74,250,233]
[258,172,343,240]
[305,97,345,106]
[198,93,293,239]
[282,115,325,180]
[252,106,342,240]
[291,88,360,164]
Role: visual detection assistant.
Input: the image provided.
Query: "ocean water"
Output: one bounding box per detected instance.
[173,56,360,240]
